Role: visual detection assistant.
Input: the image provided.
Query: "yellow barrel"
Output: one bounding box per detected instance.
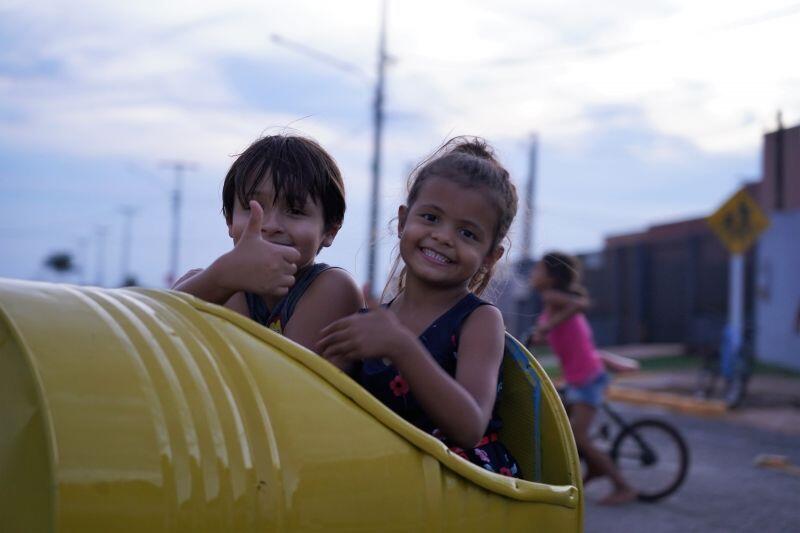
[0,279,582,532]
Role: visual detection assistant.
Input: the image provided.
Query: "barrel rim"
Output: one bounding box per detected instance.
[0,296,59,526]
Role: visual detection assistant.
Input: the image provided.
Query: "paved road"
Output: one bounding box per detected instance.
[583,404,800,533]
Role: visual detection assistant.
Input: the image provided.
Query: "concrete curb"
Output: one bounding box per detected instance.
[754,454,800,477]
[607,385,728,416]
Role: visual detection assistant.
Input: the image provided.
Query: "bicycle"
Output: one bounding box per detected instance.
[529,329,690,502]
[696,325,755,409]
[586,400,690,502]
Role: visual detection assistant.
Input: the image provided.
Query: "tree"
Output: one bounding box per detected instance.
[43,251,75,274]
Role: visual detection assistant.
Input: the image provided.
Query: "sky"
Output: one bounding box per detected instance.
[1,0,798,288]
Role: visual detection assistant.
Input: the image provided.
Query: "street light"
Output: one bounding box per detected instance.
[271,0,389,295]
[160,160,197,287]
[367,0,388,296]
[118,205,139,286]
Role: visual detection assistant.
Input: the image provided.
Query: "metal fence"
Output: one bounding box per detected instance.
[497,231,755,350]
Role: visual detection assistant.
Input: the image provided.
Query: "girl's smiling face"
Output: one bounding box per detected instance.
[398,176,502,290]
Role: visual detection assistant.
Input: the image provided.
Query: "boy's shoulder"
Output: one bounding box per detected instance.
[302,266,361,303]
[283,266,364,351]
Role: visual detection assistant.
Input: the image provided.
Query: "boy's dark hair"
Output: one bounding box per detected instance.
[222,135,345,230]
[541,251,588,297]
[393,136,518,296]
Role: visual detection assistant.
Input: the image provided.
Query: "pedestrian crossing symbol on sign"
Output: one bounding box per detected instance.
[707,189,770,254]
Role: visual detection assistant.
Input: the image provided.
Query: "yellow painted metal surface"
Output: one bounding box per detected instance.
[0,279,582,532]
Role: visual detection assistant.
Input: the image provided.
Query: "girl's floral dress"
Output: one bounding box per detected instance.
[357,293,521,477]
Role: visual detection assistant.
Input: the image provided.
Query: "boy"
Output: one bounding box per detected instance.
[174,135,362,355]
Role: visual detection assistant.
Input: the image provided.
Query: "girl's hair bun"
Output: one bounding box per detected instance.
[393,135,517,296]
[450,137,495,160]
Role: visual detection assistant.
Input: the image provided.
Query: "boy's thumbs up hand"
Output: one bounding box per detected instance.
[214,201,301,296]
[242,200,265,239]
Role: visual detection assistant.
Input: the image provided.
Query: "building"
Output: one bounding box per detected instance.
[499,120,800,370]
[754,121,800,370]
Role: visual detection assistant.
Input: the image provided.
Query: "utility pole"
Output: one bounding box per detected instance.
[161,160,196,287]
[94,225,107,287]
[76,236,89,285]
[515,134,539,338]
[520,134,538,262]
[270,3,390,294]
[366,0,388,295]
[119,205,138,286]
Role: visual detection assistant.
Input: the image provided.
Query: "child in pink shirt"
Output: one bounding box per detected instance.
[530,251,636,505]
[540,310,604,389]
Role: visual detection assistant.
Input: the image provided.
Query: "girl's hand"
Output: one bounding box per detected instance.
[316,286,413,363]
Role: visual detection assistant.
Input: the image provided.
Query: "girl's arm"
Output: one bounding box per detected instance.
[537,289,590,334]
[284,268,363,368]
[317,304,505,448]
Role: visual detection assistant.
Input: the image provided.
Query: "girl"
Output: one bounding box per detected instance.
[530,251,637,505]
[317,137,520,476]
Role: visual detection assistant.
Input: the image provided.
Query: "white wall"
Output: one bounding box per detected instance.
[756,210,800,371]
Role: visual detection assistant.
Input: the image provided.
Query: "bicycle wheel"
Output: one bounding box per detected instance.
[611,419,689,502]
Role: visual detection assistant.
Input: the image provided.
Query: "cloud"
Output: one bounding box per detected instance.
[0,0,798,286]
[2,0,798,163]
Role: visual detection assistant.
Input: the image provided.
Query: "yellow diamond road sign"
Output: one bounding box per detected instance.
[707,189,770,254]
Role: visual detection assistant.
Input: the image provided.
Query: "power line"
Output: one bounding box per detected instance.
[492,3,800,66]
[125,161,170,192]
[270,33,371,82]
[401,3,800,69]
[713,2,800,31]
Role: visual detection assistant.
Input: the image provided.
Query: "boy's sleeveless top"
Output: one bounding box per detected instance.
[245,263,332,335]
[358,293,521,477]
[539,311,604,386]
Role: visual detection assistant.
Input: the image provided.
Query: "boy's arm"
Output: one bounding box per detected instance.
[172,268,203,290]
[172,262,239,305]
[284,268,364,366]
[538,289,590,333]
